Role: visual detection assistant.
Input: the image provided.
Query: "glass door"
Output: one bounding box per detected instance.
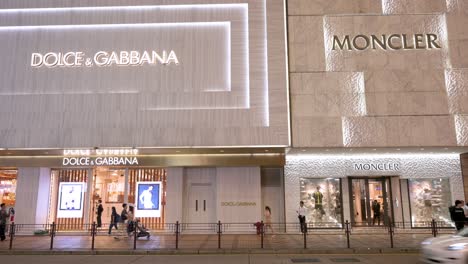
[350,177,393,227]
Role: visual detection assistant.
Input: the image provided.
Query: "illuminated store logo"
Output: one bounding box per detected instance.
[31,50,179,68]
[62,148,139,166]
[353,163,400,171]
[332,34,441,51]
[221,202,257,206]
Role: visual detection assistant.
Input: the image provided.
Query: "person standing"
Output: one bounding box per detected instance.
[0,203,11,241]
[372,200,381,226]
[127,205,135,237]
[296,201,307,233]
[108,206,119,235]
[96,199,103,228]
[451,200,466,231]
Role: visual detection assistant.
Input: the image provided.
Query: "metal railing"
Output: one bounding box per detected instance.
[0,219,462,251]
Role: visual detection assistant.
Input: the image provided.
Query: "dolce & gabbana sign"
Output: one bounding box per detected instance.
[31,50,179,68]
[62,148,139,166]
[332,33,441,51]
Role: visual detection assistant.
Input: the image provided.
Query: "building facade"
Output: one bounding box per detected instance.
[0,0,467,232]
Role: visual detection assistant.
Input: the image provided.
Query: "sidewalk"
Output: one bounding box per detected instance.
[0,232,432,254]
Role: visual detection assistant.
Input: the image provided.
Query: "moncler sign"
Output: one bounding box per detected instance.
[332,33,441,51]
[31,50,179,68]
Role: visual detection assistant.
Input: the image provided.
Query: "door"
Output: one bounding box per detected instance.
[350,177,394,227]
[186,184,216,224]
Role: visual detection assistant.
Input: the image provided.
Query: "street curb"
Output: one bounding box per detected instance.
[0,248,420,255]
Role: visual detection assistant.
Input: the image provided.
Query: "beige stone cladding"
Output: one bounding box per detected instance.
[289,0,468,147]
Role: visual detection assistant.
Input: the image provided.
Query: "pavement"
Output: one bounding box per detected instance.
[0,254,422,264]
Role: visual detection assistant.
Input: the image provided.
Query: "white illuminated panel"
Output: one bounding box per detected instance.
[56,182,85,218]
[134,181,162,218]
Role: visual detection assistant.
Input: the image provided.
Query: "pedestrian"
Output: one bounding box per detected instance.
[0,203,11,241]
[108,206,119,235]
[127,205,135,237]
[114,203,128,240]
[296,201,307,233]
[264,206,274,236]
[451,200,466,231]
[96,199,103,228]
[372,200,381,226]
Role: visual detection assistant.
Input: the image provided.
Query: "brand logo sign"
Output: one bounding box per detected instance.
[353,163,400,172]
[221,202,257,206]
[332,34,441,51]
[62,148,139,166]
[31,50,179,68]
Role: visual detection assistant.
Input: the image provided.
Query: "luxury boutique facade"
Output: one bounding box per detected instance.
[0,0,467,232]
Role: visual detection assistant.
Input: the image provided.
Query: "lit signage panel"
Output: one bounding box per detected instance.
[56,182,85,218]
[135,181,162,218]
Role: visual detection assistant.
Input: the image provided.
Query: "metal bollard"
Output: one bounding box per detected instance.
[133,221,137,250]
[303,223,307,249]
[175,221,180,249]
[345,220,351,249]
[217,220,222,249]
[260,221,264,249]
[50,222,56,250]
[91,222,96,250]
[8,222,15,250]
[388,221,394,248]
[431,219,438,237]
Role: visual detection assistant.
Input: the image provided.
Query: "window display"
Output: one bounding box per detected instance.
[300,178,342,228]
[0,170,17,207]
[408,178,452,227]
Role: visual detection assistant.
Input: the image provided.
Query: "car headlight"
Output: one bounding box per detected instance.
[447,243,468,251]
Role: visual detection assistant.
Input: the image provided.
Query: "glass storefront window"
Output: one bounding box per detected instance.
[299,178,342,228]
[0,170,17,208]
[408,178,452,227]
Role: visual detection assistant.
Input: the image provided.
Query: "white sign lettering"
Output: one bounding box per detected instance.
[353,163,400,171]
[62,156,139,166]
[31,50,179,68]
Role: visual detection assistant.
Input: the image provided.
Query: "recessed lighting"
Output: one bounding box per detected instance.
[220,150,224,153]
[301,149,306,152]
[44,152,49,154]
[420,148,425,151]
[6,152,11,154]
[264,150,269,152]
[396,148,401,151]
[175,150,180,153]
[325,149,329,152]
[373,149,377,151]
[444,148,448,150]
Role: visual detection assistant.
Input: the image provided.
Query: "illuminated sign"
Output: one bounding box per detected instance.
[353,163,400,171]
[31,50,179,68]
[56,182,85,218]
[62,148,139,166]
[135,181,162,218]
[332,34,441,51]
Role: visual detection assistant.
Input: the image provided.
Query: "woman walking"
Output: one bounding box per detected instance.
[108,206,119,235]
[264,206,275,236]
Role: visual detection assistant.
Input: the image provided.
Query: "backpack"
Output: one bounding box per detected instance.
[121,210,128,222]
[114,214,121,223]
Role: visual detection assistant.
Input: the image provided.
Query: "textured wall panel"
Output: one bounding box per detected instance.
[323,14,450,72]
[445,69,468,115]
[292,117,343,147]
[288,0,381,16]
[343,116,457,147]
[0,0,289,148]
[288,16,325,72]
[446,0,468,68]
[455,115,468,146]
[284,153,465,225]
[382,0,446,14]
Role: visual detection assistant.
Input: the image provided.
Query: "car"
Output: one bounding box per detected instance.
[421,228,468,264]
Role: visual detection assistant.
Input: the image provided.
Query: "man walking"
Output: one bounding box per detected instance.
[296,201,307,233]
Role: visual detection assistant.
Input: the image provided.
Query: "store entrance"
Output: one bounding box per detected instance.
[350,177,394,227]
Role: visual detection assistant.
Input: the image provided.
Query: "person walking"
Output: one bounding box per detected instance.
[0,203,11,241]
[108,206,119,235]
[451,200,466,231]
[127,205,135,237]
[114,203,128,240]
[296,201,307,233]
